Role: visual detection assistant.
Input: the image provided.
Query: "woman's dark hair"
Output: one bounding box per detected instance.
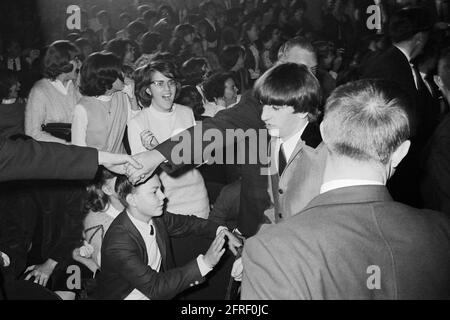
[254,63,322,121]
[126,20,148,40]
[173,23,195,39]
[141,32,163,54]
[157,4,176,22]
[105,39,132,63]
[180,57,208,85]
[0,70,19,100]
[202,72,236,102]
[79,52,123,97]
[175,85,205,119]
[84,168,118,213]
[133,59,181,108]
[220,45,245,70]
[43,40,80,80]
[74,37,93,61]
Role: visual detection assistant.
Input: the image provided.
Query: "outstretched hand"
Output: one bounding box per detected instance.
[128,149,166,185]
[222,229,243,256]
[204,230,226,269]
[98,151,142,175]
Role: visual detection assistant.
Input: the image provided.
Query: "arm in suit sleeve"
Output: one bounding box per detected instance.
[0,137,98,182]
[241,236,303,300]
[103,227,205,300]
[155,90,263,173]
[162,212,219,239]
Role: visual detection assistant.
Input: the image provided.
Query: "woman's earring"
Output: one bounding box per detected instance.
[145,88,152,98]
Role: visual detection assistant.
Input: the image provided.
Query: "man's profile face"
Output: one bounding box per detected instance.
[261,105,305,139]
[281,47,318,74]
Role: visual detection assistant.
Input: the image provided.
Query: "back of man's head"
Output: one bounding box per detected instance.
[389,7,431,44]
[321,80,410,165]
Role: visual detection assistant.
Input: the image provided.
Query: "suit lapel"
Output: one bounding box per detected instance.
[121,212,149,264]
[286,122,322,168]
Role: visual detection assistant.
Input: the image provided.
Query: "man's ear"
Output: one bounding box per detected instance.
[391,140,411,169]
[126,193,136,208]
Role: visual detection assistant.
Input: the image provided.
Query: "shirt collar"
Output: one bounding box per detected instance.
[277,121,309,162]
[50,79,71,95]
[96,95,113,102]
[320,179,384,194]
[127,211,155,236]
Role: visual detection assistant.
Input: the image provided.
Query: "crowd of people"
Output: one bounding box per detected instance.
[1,0,450,300]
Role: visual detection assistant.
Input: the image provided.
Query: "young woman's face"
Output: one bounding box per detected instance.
[223,78,238,102]
[184,33,194,45]
[148,71,177,112]
[247,24,259,42]
[124,44,135,65]
[8,81,21,99]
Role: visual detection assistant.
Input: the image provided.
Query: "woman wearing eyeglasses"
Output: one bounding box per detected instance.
[128,60,210,219]
[71,52,139,153]
[25,40,82,144]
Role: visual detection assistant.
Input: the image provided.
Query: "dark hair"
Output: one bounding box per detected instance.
[175,85,205,118]
[141,32,163,54]
[134,59,181,107]
[254,63,322,120]
[0,70,19,100]
[127,20,148,40]
[173,23,195,39]
[43,40,80,80]
[105,39,132,63]
[84,168,117,213]
[202,72,236,102]
[220,45,245,70]
[181,57,208,84]
[74,38,93,61]
[79,52,123,96]
[157,4,175,21]
[114,175,133,209]
[389,7,432,43]
[143,9,158,22]
[438,47,450,90]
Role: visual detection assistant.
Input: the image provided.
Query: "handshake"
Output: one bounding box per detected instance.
[98,148,165,185]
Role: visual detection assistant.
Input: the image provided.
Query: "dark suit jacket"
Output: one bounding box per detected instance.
[242,185,450,299]
[421,113,450,214]
[0,137,98,182]
[95,211,220,300]
[156,90,271,237]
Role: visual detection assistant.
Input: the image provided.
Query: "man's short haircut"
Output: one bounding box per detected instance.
[141,32,162,54]
[389,7,431,43]
[79,52,123,96]
[43,40,80,80]
[277,36,315,61]
[254,62,322,121]
[115,175,134,209]
[438,47,450,90]
[322,80,411,165]
[105,39,133,63]
[220,45,245,70]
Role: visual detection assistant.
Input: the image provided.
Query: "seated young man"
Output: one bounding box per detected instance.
[94,173,241,300]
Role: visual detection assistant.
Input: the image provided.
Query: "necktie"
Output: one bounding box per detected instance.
[278,143,287,177]
[150,225,154,236]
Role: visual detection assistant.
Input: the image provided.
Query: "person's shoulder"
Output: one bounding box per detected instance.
[174,103,194,115]
[128,107,149,125]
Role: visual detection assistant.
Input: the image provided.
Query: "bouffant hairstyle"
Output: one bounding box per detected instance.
[180,57,208,84]
[43,40,80,80]
[84,168,117,213]
[141,32,163,54]
[105,39,133,63]
[79,52,124,97]
[133,59,181,108]
[220,45,245,71]
[202,72,236,102]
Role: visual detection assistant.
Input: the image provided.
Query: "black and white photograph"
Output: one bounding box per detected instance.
[1,0,450,309]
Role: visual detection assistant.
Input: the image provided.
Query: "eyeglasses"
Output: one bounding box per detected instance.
[150,80,177,89]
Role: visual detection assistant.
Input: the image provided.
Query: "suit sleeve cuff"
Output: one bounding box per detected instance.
[197,254,213,276]
[0,251,11,267]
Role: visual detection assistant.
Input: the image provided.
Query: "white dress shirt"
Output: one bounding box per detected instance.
[320,179,384,194]
[273,122,309,172]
